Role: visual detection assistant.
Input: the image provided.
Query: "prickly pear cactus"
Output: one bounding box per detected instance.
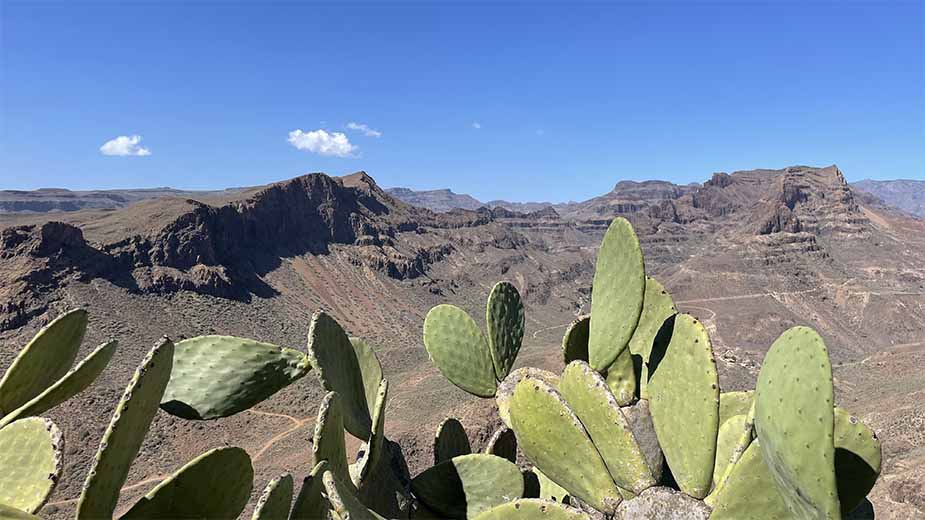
[410,453,523,519]
[708,441,790,519]
[433,418,471,465]
[588,217,645,372]
[324,470,386,520]
[312,392,351,487]
[627,277,677,398]
[754,327,839,519]
[290,461,330,520]
[473,499,590,520]
[562,315,590,365]
[121,446,254,519]
[485,281,525,380]
[833,407,881,515]
[0,417,63,514]
[0,309,87,416]
[77,337,175,520]
[483,427,516,463]
[160,335,310,420]
[423,304,497,398]
[0,340,117,429]
[647,313,719,499]
[496,367,559,429]
[252,473,294,520]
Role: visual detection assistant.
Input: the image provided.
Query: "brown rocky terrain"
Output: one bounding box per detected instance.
[0,165,923,518]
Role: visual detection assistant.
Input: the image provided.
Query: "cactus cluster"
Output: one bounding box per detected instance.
[0,217,882,519]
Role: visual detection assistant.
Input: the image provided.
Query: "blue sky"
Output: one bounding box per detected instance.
[1,1,922,202]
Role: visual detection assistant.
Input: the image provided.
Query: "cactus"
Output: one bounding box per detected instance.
[627,277,677,399]
[0,417,62,514]
[482,427,516,463]
[312,391,352,487]
[0,309,87,416]
[754,326,839,519]
[561,315,589,365]
[0,503,40,519]
[527,467,570,503]
[350,337,385,412]
[433,417,471,464]
[0,340,117,429]
[423,283,525,398]
[496,367,559,429]
[707,441,790,519]
[646,313,719,499]
[121,446,254,519]
[508,376,622,514]
[324,470,386,520]
[252,473,294,520]
[77,337,175,520]
[290,461,330,520]
[833,407,881,515]
[352,379,389,488]
[717,391,753,427]
[588,217,646,372]
[410,453,523,519]
[160,335,310,420]
[308,311,374,438]
[709,414,750,493]
[473,498,590,520]
[558,361,656,494]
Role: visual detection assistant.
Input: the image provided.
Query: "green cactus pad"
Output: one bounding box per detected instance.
[0,340,118,429]
[251,473,293,520]
[588,217,646,371]
[0,503,40,519]
[308,312,373,438]
[559,361,655,494]
[120,446,253,519]
[161,335,310,420]
[423,304,496,397]
[483,426,517,463]
[472,499,590,520]
[290,460,330,520]
[604,347,636,406]
[628,277,677,398]
[349,337,384,412]
[530,468,570,503]
[352,379,388,487]
[324,470,386,520]
[485,281,525,380]
[707,441,789,519]
[710,414,749,491]
[0,417,63,514]
[561,315,590,364]
[433,417,472,465]
[0,309,87,416]
[410,453,524,519]
[754,326,839,519]
[718,391,753,428]
[496,367,560,429]
[647,313,719,499]
[509,377,622,514]
[834,407,881,515]
[77,337,174,520]
[312,392,351,487]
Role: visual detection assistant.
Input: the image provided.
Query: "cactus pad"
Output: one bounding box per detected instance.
[352,379,389,488]
[627,277,676,397]
[161,335,310,420]
[496,367,559,429]
[485,281,525,380]
[472,499,589,520]
[834,407,881,515]
[0,309,87,416]
[604,347,636,406]
[349,337,384,412]
[588,217,645,371]
[251,473,293,520]
[0,417,62,514]
[707,441,789,519]
[0,504,40,519]
[483,426,516,463]
[647,313,719,499]
[324,470,385,520]
[433,417,471,464]
[509,377,622,514]
[0,340,117,429]
[423,304,496,397]
[530,468,570,503]
[710,414,749,491]
[559,361,655,494]
[312,392,351,486]
[121,446,253,519]
[561,315,590,364]
[410,453,524,519]
[754,326,839,519]
[307,312,373,439]
[718,391,753,428]
[290,461,330,520]
[77,337,174,520]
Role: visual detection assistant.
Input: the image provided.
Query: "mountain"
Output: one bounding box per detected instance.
[0,186,248,213]
[384,187,484,212]
[1,166,923,518]
[852,179,925,217]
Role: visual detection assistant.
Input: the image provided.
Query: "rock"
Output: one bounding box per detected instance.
[621,399,664,482]
[615,487,711,520]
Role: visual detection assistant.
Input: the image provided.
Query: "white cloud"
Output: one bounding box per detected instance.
[288,129,357,157]
[346,122,382,138]
[99,135,151,156]
[472,121,482,129]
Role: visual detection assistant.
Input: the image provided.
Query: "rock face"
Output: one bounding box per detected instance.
[615,487,711,520]
[385,187,484,212]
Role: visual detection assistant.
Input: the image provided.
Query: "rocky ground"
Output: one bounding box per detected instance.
[0,165,922,518]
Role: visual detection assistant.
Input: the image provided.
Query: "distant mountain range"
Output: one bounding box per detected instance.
[852,179,925,217]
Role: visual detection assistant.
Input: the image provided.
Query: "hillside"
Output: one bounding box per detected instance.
[853,179,925,217]
[0,166,923,518]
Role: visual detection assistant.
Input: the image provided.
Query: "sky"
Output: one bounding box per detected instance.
[1,1,922,203]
